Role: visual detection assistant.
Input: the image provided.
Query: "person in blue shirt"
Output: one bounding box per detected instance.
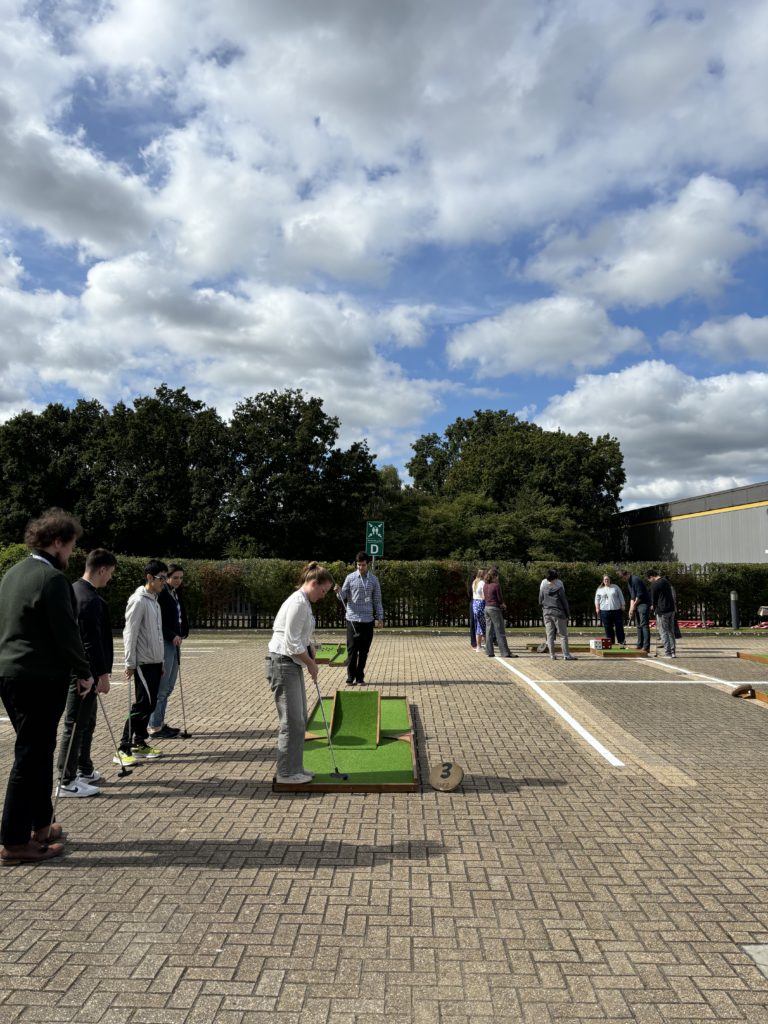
[619,569,652,653]
[336,552,384,686]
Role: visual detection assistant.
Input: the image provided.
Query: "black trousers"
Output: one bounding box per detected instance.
[1,676,68,846]
[57,681,98,783]
[346,620,375,683]
[120,663,162,751]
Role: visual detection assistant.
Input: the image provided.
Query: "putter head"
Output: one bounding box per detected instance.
[180,730,191,738]
[118,767,133,777]
[331,771,349,780]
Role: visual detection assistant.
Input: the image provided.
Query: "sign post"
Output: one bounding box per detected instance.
[365,521,385,561]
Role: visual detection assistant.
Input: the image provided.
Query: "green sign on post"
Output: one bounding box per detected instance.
[366,520,384,558]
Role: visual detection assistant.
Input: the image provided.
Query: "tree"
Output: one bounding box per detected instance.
[0,386,231,556]
[0,400,108,545]
[406,410,625,561]
[86,385,231,556]
[226,389,378,558]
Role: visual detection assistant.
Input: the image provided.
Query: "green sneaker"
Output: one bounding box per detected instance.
[113,750,138,766]
[131,744,163,759]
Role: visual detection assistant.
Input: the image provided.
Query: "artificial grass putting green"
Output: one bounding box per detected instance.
[280,692,418,791]
[303,735,415,784]
[314,643,348,665]
[379,698,411,734]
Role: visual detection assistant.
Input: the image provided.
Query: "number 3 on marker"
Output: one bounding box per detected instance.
[440,762,453,779]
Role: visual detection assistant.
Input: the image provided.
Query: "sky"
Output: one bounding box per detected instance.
[1,0,767,509]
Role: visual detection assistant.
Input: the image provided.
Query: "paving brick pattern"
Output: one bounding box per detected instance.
[1,631,768,1022]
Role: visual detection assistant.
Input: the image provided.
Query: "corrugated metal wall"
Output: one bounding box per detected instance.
[620,482,768,564]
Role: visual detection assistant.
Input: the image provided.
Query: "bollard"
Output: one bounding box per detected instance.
[730,590,739,631]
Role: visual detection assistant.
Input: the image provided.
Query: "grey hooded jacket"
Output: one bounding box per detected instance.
[539,578,570,618]
[123,585,164,668]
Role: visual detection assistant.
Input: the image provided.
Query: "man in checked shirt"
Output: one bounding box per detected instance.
[336,552,384,687]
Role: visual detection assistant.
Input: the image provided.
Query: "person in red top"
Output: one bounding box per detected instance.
[482,568,516,658]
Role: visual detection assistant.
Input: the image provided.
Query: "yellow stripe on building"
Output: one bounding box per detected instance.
[626,500,768,529]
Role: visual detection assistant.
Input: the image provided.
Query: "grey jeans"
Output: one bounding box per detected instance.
[266,654,307,778]
[543,613,571,657]
[484,606,510,657]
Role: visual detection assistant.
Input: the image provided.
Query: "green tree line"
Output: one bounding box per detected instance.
[0,386,625,561]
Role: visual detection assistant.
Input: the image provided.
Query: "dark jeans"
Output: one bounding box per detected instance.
[600,609,625,645]
[634,603,650,650]
[1,675,68,846]
[346,620,374,683]
[120,663,162,751]
[57,681,98,784]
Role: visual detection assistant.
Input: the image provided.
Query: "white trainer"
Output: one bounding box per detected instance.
[57,781,100,797]
[275,772,313,784]
[76,770,101,783]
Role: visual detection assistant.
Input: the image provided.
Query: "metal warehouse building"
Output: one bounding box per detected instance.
[619,481,768,564]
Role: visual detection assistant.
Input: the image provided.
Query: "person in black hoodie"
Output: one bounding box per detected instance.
[147,563,189,740]
[647,570,677,658]
[0,509,93,865]
[55,549,117,797]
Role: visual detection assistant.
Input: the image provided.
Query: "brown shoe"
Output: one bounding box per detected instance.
[31,823,65,844]
[1,840,65,866]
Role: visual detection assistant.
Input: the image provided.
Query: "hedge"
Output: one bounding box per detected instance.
[1,547,766,629]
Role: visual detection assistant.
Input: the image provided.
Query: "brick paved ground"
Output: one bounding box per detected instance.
[1,631,768,1023]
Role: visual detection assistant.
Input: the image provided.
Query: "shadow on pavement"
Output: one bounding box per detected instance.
[459,774,568,792]
[63,837,447,868]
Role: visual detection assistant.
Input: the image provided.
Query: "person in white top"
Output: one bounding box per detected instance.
[266,562,334,784]
[594,574,626,645]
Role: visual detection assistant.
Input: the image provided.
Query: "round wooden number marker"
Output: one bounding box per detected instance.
[429,761,464,792]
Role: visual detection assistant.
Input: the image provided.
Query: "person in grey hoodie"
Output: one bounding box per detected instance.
[117,560,167,761]
[539,570,576,661]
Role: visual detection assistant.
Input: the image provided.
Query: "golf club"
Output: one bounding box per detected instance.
[310,674,348,780]
[176,651,191,738]
[97,693,132,777]
[47,686,86,841]
[335,589,359,638]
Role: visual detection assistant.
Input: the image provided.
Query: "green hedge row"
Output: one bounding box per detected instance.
[1,547,766,628]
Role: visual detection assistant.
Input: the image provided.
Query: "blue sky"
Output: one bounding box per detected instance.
[1,0,767,508]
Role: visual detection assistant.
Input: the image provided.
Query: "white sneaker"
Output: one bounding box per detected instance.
[276,772,313,784]
[57,781,100,797]
[76,770,101,783]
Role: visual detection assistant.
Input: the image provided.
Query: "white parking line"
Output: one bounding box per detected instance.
[496,658,625,767]
[644,659,740,688]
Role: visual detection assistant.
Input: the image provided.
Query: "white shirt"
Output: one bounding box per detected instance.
[595,584,625,611]
[268,590,314,664]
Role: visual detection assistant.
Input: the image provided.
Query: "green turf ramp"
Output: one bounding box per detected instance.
[332,690,380,748]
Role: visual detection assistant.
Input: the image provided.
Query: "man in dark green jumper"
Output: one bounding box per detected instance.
[0,509,94,865]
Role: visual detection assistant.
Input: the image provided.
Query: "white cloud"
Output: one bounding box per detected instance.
[525,176,768,307]
[537,360,768,504]
[2,0,768,502]
[446,296,644,377]
[72,0,768,261]
[0,249,448,458]
[662,314,768,362]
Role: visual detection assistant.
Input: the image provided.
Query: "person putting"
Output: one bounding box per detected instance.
[336,552,384,686]
[266,563,334,785]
